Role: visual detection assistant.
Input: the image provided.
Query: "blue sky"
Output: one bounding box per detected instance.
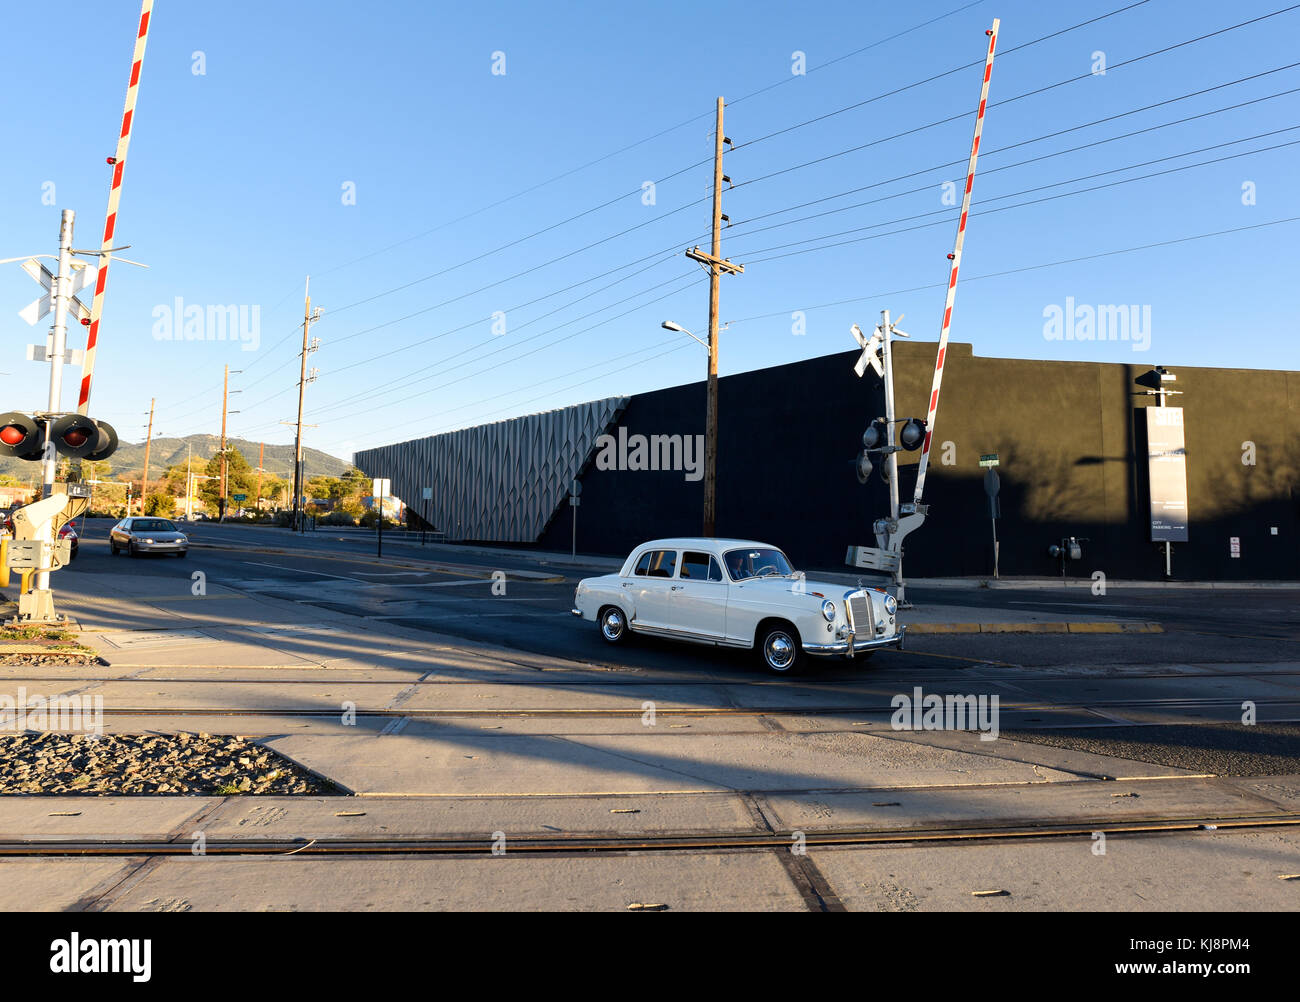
[2,0,1297,464]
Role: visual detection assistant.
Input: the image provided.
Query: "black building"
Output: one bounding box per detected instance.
[359,342,1299,581]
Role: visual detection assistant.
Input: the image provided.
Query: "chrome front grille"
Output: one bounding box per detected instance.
[847,593,871,634]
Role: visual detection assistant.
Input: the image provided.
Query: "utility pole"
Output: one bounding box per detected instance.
[140,396,155,514]
[256,440,264,512]
[685,97,743,537]
[219,364,229,521]
[293,276,321,531]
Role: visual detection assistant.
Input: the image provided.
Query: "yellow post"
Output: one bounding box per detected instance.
[0,539,7,588]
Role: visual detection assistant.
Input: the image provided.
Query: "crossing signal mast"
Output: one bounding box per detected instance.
[846,18,1000,605]
[1,210,121,623]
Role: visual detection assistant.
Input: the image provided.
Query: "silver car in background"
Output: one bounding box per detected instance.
[109,517,189,558]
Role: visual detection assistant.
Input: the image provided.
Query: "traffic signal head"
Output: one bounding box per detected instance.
[0,412,46,460]
[898,418,927,451]
[855,451,873,484]
[862,418,888,451]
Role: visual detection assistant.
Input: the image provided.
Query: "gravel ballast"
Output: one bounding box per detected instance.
[0,732,339,795]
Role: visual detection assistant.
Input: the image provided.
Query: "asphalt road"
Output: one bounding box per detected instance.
[62,518,1300,673]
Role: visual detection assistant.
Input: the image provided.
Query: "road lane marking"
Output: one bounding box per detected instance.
[241,560,366,583]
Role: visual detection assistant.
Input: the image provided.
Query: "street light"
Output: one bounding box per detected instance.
[661,320,709,350]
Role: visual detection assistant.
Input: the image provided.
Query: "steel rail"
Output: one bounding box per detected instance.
[4,814,1298,857]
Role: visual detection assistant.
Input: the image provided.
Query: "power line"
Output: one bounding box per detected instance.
[322,250,686,382]
[312,2,1160,327]
[723,89,1300,246]
[243,65,1300,412]
[725,216,1300,326]
[727,64,1300,234]
[231,10,1297,412]
[743,135,1300,264]
[731,4,1300,193]
[731,0,1155,152]
[241,276,702,437]
[310,1,987,281]
[363,216,1300,441]
[228,133,1299,438]
[236,271,702,435]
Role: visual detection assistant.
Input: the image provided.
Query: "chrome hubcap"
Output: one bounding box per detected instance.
[601,610,624,640]
[765,632,795,670]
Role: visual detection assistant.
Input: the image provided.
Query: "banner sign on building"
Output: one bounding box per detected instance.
[1145,406,1188,542]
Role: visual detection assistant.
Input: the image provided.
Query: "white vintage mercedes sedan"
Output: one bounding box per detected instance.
[571,537,904,674]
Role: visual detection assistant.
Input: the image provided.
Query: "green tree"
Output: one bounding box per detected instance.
[143,491,173,516]
[199,447,257,509]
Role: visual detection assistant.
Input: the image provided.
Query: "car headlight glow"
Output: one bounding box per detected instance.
[885,594,898,616]
[144,538,154,544]
[821,599,836,622]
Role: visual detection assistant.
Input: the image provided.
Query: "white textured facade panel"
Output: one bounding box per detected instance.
[354,397,626,541]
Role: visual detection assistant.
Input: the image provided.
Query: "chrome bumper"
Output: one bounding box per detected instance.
[570,607,583,617]
[804,625,905,657]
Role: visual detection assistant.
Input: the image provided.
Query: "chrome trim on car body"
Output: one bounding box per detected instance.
[804,626,905,656]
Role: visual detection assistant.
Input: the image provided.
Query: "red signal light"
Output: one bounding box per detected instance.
[80,317,91,326]
[0,425,25,446]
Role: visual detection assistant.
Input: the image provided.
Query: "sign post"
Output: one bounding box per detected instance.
[421,486,432,546]
[1145,407,1188,579]
[983,465,1000,578]
[372,478,390,558]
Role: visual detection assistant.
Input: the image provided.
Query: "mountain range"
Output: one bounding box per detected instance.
[0,434,352,481]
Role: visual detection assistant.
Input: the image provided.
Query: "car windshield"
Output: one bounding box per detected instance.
[723,547,795,581]
[132,519,177,532]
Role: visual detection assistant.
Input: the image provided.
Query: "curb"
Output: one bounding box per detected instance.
[906,621,1164,635]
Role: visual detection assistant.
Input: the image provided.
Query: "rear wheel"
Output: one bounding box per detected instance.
[598,606,629,645]
[757,622,801,675]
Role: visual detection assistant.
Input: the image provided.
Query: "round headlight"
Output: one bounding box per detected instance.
[821,600,836,622]
[885,594,898,616]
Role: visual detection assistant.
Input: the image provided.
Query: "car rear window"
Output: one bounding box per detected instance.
[681,552,723,581]
[634,549,677,578]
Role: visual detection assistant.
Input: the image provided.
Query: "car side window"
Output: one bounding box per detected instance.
[681,552,723,582]
[633,551,653,576]
[643,549,677,578]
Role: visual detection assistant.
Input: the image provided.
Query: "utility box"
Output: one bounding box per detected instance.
[6,540,50,569]
[846,545,901,574]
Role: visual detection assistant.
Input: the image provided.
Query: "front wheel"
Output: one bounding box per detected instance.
[758,623,802,675]
[129,542,139,558]
[109,542,117,556]
[598,606,629,645]
[177,550,188,559]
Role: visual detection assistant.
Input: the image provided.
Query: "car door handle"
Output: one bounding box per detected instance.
[671,585,682,591]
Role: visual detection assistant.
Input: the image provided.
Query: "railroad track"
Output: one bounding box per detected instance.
[6,813,1299,857]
